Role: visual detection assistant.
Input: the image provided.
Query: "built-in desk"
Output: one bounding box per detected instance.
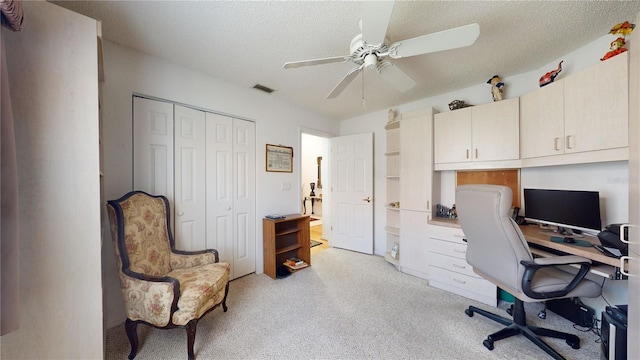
[520,224,624,279]
[428,218,624,279]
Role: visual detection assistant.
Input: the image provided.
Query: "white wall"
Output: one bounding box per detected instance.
[340,33,629,256]
[100,41,340,327]
[1,2,103,359]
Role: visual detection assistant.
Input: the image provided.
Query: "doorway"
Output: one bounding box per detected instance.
[301,131,330,253]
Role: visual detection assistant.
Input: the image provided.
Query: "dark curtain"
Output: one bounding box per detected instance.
[1,0,23,336]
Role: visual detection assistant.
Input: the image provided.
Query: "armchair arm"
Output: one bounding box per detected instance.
[520,256,592,299]
[170,249,219,270]
[120,269,181,327]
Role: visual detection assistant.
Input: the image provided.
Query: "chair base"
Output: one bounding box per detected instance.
[125,283,230,360]
[465,299,580,360]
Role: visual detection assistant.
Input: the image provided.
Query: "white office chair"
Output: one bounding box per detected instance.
[456,184,602,360]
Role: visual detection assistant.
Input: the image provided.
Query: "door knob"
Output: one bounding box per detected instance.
[363,197,372,203]
[178,211,184,216]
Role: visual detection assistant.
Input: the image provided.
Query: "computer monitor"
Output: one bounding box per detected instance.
[523,188,602,235]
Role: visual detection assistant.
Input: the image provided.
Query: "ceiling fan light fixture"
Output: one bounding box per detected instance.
[364,53,378,69]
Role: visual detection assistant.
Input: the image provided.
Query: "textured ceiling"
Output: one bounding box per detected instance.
[53,1,640,120]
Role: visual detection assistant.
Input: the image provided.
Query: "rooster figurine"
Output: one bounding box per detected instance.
[539,61,563,87]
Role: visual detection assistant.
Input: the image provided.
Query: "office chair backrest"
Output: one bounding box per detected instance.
[456,184,533,293]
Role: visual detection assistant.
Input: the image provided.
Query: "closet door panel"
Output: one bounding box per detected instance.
[232,119,256,277]
[133,97,174,199]
[206,113,234,267]
[174,105,207,251]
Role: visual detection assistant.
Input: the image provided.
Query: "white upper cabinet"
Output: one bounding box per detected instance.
[520,80,565,158]
[521,52,628,163]
[564,52,628,153]
[400,108,434,213]
[434,98,519,168]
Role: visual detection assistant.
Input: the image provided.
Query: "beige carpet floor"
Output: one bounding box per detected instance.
[105,247,602,359]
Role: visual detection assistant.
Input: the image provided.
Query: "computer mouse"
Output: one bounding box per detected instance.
[563,237,576,244]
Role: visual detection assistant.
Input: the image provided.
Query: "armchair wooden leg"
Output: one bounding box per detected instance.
[186,319,198,360]
[222,282,230,312]
[125,319,139,360]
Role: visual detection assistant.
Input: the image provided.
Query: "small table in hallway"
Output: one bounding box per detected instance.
[303,196,322,214]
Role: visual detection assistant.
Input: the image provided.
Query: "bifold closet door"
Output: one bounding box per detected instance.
[133,96,175,212]
[206,113,256,279]
[174,105,207,251]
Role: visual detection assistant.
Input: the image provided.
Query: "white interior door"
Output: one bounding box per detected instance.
[133,97,174,199]
[330,133,374,254]
[174,105,206,251]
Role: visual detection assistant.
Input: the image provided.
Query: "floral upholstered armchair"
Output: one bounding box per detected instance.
[106,191,230,360]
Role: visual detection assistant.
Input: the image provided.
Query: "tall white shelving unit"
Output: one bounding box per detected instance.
[384,118,401,267]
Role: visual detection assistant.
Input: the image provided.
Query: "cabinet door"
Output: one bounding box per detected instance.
[564,52,628,153]
[471,97,520,161]
[399,210,430,279]
[520,80,565,158]
[434,107,472,164]
[400,108,433,212]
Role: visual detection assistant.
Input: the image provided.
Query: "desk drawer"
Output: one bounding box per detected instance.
[429,266,497,300]
[428,252,477,278]
[429,228,466,244]
[429,237,467,259]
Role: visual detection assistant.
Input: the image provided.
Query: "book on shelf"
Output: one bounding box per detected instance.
[283,261,308,270]
[284,257,305,267]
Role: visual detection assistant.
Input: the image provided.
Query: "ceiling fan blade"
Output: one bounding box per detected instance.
[326,65,363,99]
[388,23,480,59]
[360,0,395,46]
[283,55,352,69]
[378,62,416,92]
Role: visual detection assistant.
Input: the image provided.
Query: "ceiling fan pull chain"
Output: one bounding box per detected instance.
[361,67,366,109]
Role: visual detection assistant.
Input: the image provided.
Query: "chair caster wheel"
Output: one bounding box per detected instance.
[483,339,494,350]
[566,339,580,349]
[465,309,474,317]
[538,310,546,319]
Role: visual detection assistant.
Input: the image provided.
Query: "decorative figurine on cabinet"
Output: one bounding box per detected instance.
[487,75,504,102]
[601,21,635,61]
[309,182,316,196]
[539,61,563,87]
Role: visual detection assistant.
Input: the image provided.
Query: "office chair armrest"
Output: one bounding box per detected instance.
[532,255,592,266]
[520,257,592,299]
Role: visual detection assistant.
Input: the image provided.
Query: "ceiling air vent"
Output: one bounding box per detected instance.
[253,83,275,94]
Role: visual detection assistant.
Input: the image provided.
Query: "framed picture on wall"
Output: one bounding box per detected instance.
[266,144,293,172]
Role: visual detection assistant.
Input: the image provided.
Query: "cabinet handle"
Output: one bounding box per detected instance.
[566,135,573,149]
[453,248,466,254]
[453,278,466,284]
[453,263,467,269]
[619,224,635,244]
[475,148,478,159]
[426,200,430,210]
[620,256,634,277]
[466,149,469,159]
[554,137,561,151]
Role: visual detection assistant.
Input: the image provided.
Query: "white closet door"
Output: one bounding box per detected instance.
[232,118,256,278]
[174,105,207,251]
[206,113,234,267]
[133,97,174,200]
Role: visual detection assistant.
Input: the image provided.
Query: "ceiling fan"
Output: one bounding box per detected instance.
[283,1,480,99]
